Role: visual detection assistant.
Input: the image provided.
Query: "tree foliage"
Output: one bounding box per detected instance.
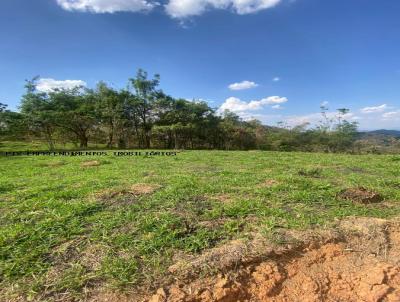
[0,69,370,153]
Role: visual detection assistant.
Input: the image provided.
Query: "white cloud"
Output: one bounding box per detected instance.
[382,111,400,120]
[272,77,280,82]
[320,101,329,107]
[264,96,288,104]
[217,102,400,129]
[238,112,282,122]
[56,0,283,18]
[218,96,288,114]
[165,0,282,18]
[36,78,87,92]
[360,104,388,114]
[219,97,258,112]
[56,0,156,13]
[272,104,283,110]
[228,80,258,91]
[284,111,359,128]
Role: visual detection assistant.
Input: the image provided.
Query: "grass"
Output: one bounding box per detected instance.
[1,142,400,300]
[0,140,106,152]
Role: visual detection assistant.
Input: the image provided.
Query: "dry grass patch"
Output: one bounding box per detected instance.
[51,237,87,264]
[39,160,66,167]
[95,184,162,206]
[81,160,101,167]
[81,243,109,271]
[338,187,383,204]
[95,189,137,205]
[130,183,162,195]
[198,218,228,229]
[36,238,96,302]
[208,194,234,204]
[95,189,127,199]
[259,179,280,188]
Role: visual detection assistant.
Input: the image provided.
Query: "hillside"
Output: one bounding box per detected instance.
[360,129,400,138]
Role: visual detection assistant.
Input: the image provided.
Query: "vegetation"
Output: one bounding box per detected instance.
[1,70,399,298]
[5,69,395,154]
[1,145,399,300]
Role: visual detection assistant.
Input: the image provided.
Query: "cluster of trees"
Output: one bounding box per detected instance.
[0,69,368,152]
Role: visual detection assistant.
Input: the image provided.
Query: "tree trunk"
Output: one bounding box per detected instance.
[144,132,151,148]
[46,137,55,150]
[79,136,88,148]
[107,132,114,148]
[45,126,55,150]
[118,138,126,149]
[107,120,114,148]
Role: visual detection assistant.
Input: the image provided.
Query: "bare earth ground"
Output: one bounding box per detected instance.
[91,217,400,302]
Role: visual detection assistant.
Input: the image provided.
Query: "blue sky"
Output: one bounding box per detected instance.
[1,0,400,130]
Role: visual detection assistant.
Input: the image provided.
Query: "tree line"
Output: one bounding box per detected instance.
[0,69,366,152]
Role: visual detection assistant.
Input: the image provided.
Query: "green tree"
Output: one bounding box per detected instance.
[49,88,97,148]
[130,69,160,148]
[0,111,25,140]
[94,82,127,148]
[20,78,58,149]
[153,98,214,149]
[0,102,7,113]
[218,111,257,150]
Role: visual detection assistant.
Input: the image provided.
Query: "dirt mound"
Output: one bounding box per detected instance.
[338,187,383,204]
[148,217,400,302]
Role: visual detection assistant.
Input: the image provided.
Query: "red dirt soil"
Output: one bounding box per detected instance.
[147,217,400,302]
[89,217,400,302]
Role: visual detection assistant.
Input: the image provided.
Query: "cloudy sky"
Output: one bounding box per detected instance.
[1,0,400,130]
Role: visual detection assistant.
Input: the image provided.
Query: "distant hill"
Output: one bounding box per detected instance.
[360,130,400,138]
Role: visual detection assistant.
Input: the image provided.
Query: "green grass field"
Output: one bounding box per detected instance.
[1,146,400,301]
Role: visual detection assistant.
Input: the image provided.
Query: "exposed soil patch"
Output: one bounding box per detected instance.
[130,183,162,195]
[198,218,228,229]
[96,184,161,206]
[208,194,234,203]
[81,243,109,271]
[338,187,384,204]
[39,160,66,167]
[81,160,101,167]
[96,189,138,206]
[260,179,280,188]
[146,217,400,302]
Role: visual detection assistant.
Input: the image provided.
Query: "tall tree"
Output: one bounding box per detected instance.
[20,78,57,149]
[130,69,160,148]
[0,110,25,140]
[0,102,7,113]
[94,82,126,148]
[12,71,367,153]
[49,88,97,148]
[336,108,350,127]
